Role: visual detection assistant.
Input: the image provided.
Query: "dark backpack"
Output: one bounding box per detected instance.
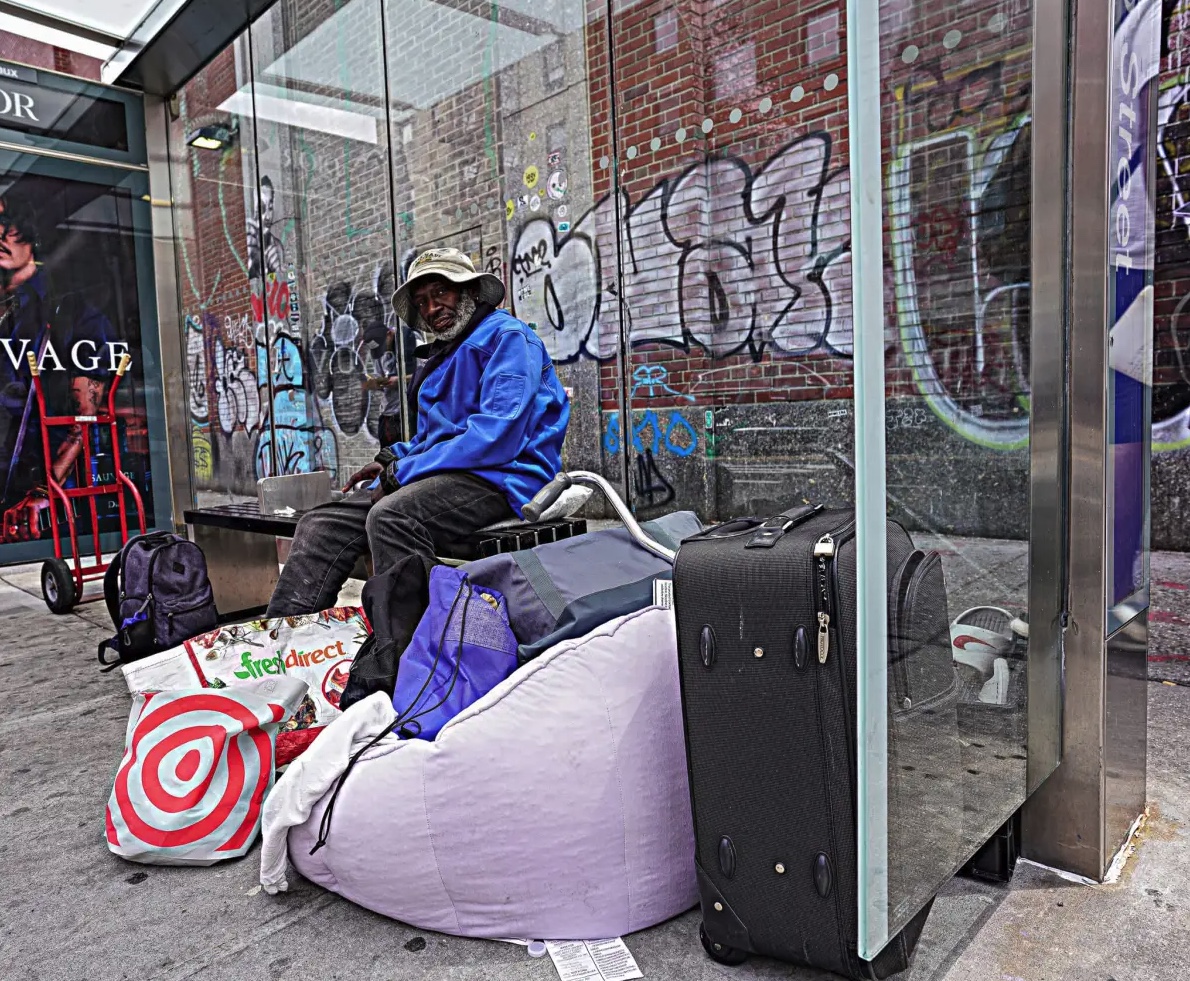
[338,550,432,711]
[97,532,219,670]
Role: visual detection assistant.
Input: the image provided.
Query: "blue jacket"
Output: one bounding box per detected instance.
[388,309,569,516]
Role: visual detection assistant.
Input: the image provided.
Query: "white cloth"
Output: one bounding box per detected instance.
[259,693,399,894]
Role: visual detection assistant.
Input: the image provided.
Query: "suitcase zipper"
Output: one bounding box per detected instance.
[808,636,849,963]
[826,522,861,975]
[812,521,854,664]
[811,519,857,969]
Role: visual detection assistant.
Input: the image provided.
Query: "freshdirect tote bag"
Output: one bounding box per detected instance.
[106,676,307,866]
[121,608,371,727]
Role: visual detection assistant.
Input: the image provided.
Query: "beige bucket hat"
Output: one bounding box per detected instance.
[392,247,506,326]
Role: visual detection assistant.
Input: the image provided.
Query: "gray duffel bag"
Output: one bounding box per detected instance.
[463,473,701,663]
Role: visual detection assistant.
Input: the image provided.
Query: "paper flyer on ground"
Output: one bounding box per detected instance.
[546,938,643,981]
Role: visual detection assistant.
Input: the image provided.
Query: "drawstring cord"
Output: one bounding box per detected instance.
[391,581,470,736]
[310,574,471,855]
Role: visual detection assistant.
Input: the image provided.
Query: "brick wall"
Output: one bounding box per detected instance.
[573,0,856,412]
[0,32,101,80]
[166,0,1190,544]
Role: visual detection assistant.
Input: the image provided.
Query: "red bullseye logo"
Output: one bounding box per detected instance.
[106,691,286,859]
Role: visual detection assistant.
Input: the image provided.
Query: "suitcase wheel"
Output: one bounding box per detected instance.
[699,922,748,966]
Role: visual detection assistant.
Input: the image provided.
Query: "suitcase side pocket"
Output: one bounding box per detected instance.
[889,550,954,711]
[889,550,925,708]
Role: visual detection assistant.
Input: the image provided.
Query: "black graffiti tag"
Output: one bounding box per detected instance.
[633,448,676,508]
[510,133,852,363]
[512,239,552,279]
[904,58,1027,135]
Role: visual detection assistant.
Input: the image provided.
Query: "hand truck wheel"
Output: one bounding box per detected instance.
[699,922,748,966]
[41,558,77,614]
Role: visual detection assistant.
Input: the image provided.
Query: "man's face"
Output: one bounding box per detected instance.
[0,221,33,271]
[412,276,463,334]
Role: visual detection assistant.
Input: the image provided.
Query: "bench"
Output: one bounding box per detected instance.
[183,500,587,617]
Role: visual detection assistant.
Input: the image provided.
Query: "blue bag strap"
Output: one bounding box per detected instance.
[512,549,567,622]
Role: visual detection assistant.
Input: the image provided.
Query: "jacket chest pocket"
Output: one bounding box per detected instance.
[482,373,527,418]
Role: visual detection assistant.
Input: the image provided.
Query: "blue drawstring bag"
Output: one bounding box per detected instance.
[390,565,519,740]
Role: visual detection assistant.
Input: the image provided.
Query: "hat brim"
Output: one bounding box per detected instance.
[392,264,506,327]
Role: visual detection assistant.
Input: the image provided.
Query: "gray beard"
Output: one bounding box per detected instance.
[425,292,476,344]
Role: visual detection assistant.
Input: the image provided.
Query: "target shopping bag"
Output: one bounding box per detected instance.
[106,676,307,866]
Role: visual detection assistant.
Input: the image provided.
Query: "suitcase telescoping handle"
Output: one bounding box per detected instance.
[522,470,677,564]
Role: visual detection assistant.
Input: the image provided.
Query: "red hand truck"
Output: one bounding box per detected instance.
[25,350,147,613]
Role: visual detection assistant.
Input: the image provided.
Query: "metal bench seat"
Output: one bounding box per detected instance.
[182,501,587,617]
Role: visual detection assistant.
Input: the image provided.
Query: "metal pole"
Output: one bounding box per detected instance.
[604,0,633,511]
[845,0,889,958]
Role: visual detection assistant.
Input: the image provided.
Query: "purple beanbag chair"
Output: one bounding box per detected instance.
[287,606,697,939]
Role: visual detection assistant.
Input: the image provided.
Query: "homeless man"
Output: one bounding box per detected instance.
[265,247,570,619]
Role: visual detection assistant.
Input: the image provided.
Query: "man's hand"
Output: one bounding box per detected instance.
[1,490,48,542]
[342,462,382,492]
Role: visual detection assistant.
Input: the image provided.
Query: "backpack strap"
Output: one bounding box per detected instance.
[97,637,122,672]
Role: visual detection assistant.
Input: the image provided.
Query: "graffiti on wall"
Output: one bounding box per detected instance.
[1154,73,1190,450]
[892,28,1190,456]
[603,407,701,508]
[309,261,406,441]
[186,269,340,484]
[509,133,852,365]
[886,44,1036,451]
[246,175,285,282]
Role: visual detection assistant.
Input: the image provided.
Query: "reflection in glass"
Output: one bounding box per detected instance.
[164,0,1063,963]
[873,0,1039,949]
[168,39,261,506]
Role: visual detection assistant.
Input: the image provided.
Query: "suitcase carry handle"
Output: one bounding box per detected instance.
[523,471,676,564]
[744,504,823,549]
[683,505,823,548]
[689,517,765,540]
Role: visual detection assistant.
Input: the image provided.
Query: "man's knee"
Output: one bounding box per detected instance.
[293,508,331,544]
[365,493,406,540]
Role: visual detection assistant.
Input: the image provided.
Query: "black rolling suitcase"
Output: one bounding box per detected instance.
[673,505,958,979]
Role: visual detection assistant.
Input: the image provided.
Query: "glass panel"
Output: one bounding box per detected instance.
[169,38,264,505]
[610,2,856,525]
[0,62,146,166]
[171,0,401,499]
[1106,0,1159,632]
[248,0,396,484]
[0,151,168,563]
[853,0,1060,955]
[380,0,600,478]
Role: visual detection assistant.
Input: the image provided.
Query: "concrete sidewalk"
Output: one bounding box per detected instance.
[0,559,1187,981]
